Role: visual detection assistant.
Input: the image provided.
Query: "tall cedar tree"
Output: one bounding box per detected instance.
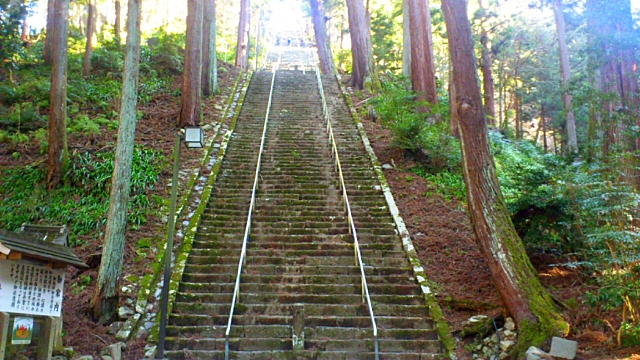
[179,0,204,127]
[114,0,121,48]
[345,0,380,91]
[92,0,142,323]
[441,0,569,354]
[402,0,411,77]
[478,0,496,125]
[82,0,96,77]
[552,0,578,153]
[310,0,335,75]
[47,0,69,190]
[408,0,437,106]
[202,0,218,96]
[43,0,54,64]
[235,0,249,69]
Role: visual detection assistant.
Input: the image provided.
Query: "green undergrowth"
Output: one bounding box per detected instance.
[0,147,166,245]
[0,26,178,156]
[372,76,640,346]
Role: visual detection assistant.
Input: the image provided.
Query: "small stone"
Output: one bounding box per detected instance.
[118,306,135,320]
[102,342,124,360]
[77,356,94,360]
[381,163,393,170]
[136,327,148,339]
[107,321,124,335]
[52,356,67,360]
[503,329,515,338]
[53,347,74,358]
[504,317,516,331]
[550,336,578,359]
[144,344,157,359]
[499,340,515,352]
[526,346,552,360]
[144,321,154,330]
[461,315,493,338]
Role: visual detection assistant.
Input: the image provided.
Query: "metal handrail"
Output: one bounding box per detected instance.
[313,63,379,359]
[224,52,280,360]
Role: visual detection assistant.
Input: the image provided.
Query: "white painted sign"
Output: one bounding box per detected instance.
[0,261,65,317]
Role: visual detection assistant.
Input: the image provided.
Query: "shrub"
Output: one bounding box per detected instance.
[0,147,166,245]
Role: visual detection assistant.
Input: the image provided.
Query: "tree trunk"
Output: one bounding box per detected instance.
[449,59,459,138]
[514,89,520,139]
[408,0,438,107]
[553,0,578,153]
[542,104,548,153]
[114,0,121,48]
[310,0,335,75]
[47,0,70,191]
[202,0,218,96]
[91,0,142,324]
[478,0,496,126]
[44,0,55,65]
[21,12,28,43]
[179,0,204,127]
[83,0,96,77]
[235,0,249,69]
[402,0,411,78]
[345,0,380,91]
[441,0,568,355]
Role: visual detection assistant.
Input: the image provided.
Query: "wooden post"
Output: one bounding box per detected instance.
[52,317,63,348]
[0,312,8,360]
[37,317,55,360]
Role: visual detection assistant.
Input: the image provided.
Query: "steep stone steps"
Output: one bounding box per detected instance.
[162,67,444,359]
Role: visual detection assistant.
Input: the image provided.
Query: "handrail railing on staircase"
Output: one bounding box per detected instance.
[224,52,280,360]
[313,61,380,360]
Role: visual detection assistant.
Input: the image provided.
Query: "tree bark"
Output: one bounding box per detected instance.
[114,0,121,48]
[235,0,249,69]
[20,12,28,43]
[345,0,380,91]
[408,0,438,107]
[478,0,496,125]
[83,0,96,77]
[310,0,335,75]
[44,0,55,65]
[179,0,204,127]
[402,0,411,78]
[542,104,548,153]
[47,0,69,191]
[202,0,218,96]
[92,0,142,324]
[441,0,568,354]
[553,0,578,153]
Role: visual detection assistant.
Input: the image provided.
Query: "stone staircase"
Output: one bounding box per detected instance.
[162,68,445,359]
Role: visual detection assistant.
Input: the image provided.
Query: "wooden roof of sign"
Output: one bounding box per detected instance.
[0,228,87,268]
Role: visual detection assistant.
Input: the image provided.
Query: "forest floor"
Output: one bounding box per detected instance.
[1,68,639,359]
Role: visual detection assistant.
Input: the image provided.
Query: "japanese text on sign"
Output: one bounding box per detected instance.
[0,261,65,317]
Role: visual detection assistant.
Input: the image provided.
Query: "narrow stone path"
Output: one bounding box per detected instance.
[162,49,445,359]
